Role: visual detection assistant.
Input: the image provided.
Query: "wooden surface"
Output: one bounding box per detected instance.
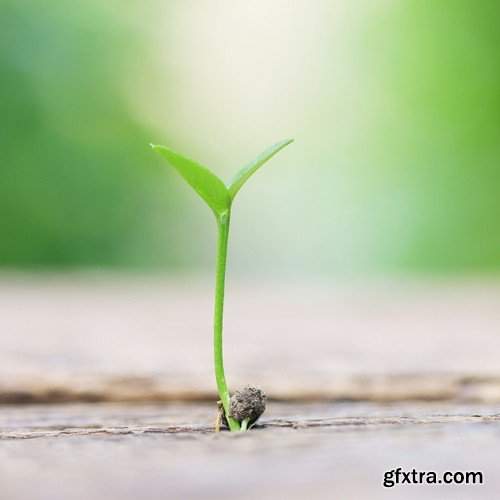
[1,275,499,403]
[1,275,499,499]
[1,402,499,499]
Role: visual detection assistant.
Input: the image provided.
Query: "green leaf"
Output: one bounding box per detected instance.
[227,138,294,200]
[151,144,231,218]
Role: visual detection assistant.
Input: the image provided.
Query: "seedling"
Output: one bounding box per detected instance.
[151,138,293,431]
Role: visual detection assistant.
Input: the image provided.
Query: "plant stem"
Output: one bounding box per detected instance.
[214,208,240,432]
[240,418,250,432]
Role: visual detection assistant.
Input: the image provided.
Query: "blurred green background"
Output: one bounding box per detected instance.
[1,0,498,275]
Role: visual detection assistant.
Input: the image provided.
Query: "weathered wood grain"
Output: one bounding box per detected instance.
[1,275,499,403]
[0,402,499,499]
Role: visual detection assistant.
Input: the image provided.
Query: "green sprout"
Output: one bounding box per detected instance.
[151,138,293,431]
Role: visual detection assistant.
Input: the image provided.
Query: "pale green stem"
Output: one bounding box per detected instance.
[214,208,240,431]
[240,418,250,432]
